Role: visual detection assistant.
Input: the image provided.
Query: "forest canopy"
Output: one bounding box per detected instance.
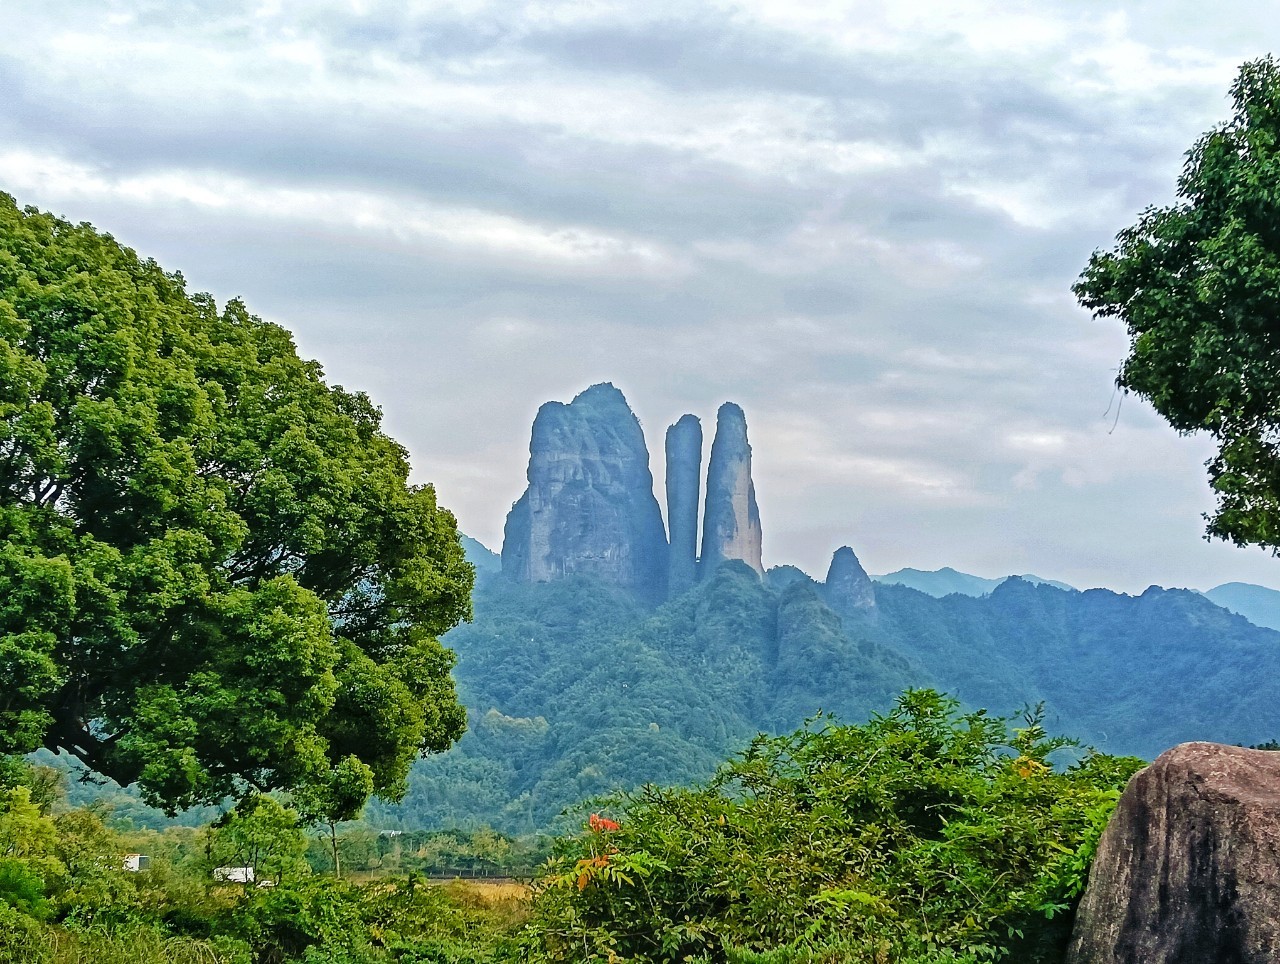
[0,194,471,813]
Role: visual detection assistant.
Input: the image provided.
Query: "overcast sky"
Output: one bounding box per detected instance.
[5,0,1280,593]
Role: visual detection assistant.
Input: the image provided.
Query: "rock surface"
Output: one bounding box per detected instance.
[1067,741,1280,964]
[700,402,763,578]
[501,383,667,601]
[664,414,703,598]
[821,546,876,614]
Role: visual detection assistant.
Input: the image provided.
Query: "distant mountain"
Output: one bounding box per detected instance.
[460,535,501,575]
[369,565,1280,834]
[872,566,1075,597]
[1201,582,1280,632]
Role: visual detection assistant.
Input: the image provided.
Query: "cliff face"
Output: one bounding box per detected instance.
[822,546,876,614]
[501,383,667,601]
[665,415,703,598]
[700,402,763,578]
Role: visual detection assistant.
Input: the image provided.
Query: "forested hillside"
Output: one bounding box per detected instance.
[370,559,1280,833]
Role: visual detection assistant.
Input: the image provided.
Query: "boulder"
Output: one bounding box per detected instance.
[700,402,763,578]
[501,383,667,601]
[665,414,702,598]
[1067,741,1280,964]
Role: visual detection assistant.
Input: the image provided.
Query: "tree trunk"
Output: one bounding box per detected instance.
[329,820,341,879]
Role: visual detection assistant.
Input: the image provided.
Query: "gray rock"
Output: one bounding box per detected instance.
[821,546,876,614]
[501,383,667,601]
[1067,741,1280,964]
[665,414,703,598]
[700,402,763,578]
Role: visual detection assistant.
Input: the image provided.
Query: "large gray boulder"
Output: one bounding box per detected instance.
[665,414,702,598]
[700,402,763,578]
[1068,741,1280,964]
[501,383,667,601]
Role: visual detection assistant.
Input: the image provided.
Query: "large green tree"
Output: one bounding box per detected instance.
[0,193,470,812]
[1076,56,1280,550]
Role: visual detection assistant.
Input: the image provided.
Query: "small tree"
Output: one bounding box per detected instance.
[204,796,308,888]
[295,755,374,880]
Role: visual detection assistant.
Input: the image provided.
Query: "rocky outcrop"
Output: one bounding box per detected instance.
[700,402,763,578]
[821,546,876,615]
[665,415,703,598]
[1067,741,1280,964]
[501,383,667,601]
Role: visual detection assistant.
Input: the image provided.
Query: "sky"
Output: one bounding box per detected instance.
[4,0,1280,593]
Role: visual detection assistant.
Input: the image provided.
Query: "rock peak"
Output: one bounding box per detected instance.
[700,401,763,578]
[501,385,667,601]
[821,546,876,613]
[665,414,702,598]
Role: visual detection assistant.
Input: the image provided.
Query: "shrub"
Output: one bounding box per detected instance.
[523,689,1143,964]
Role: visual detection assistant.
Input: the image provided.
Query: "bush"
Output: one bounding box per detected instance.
[523,689,1143,964]
[0,900,44,959]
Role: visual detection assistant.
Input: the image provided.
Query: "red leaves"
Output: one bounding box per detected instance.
[589,813,620,833]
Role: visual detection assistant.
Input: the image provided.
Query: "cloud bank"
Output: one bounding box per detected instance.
[4,0,1280,592]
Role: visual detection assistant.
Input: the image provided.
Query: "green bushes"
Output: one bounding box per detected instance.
[523,690,1143,964]
[0,690,1144,964]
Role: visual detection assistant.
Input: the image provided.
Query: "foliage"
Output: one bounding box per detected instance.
[0,193,470,814]
[523,690,1143,964]
[0,777,525,964]
[362,562,1280,834]
[203,796,310,888]
[1075,55,1280,551]
[302,827,547,879]
[222,875,525,964]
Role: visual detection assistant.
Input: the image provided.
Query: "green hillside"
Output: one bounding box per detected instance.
[369,564,1280,833]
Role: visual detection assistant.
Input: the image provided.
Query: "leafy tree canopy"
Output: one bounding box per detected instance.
[0,194,470,813]
[1076,56,1280,550]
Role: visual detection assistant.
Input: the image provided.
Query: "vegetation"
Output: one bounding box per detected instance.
[525,690,1143,963]
[0,757,528,964]
[0,694,1140,964]
[0,193,470,814]
[362,562,1280,834]
[1076,56,1280,552]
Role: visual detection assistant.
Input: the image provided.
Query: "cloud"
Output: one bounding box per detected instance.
[3,0,1279,594]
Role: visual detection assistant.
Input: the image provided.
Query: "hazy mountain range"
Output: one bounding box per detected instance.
[466,534,1280,633]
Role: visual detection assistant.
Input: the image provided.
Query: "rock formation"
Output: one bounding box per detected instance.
[665,414,703,598]
[700,402,763,578]
[821,546,876,615]
[501,383,667,601]
[1067,741,1280,964]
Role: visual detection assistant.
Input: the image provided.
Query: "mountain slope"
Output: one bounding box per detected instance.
[371,567,1280,833]
[369,565,917,833]
[1202,581,1280,632]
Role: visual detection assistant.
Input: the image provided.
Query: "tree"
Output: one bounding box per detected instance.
[1076,56,1280,551]
[0,194,470,813]
[204,796,308,887]
[295,755,375,879]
